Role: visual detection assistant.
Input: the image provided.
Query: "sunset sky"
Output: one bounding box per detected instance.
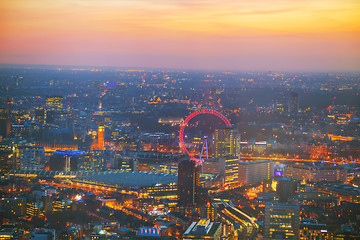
[0,0,359,71]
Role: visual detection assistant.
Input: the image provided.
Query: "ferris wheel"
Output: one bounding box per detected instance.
[179,109,232,164]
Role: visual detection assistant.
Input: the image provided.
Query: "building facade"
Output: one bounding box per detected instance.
[213,127,240,158]
[284,164,347,183]
[238,160,274,185]
[178,160,200,206]
[264,202,300,239]
[223,157,239,186]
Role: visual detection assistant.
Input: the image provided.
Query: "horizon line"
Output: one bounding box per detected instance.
[0,63,359,74]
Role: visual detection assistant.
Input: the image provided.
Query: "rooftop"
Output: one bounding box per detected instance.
[183,219,222,237]
[77,171,177,187]
[318,183,360,196]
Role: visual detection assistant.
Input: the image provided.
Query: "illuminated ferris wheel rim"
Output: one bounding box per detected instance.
[179,109,232,164]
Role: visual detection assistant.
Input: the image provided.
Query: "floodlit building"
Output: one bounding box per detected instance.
[98,126,105,150]
[222,157,239,186]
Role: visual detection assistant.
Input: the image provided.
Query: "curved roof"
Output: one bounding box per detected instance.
[78,171,177,187]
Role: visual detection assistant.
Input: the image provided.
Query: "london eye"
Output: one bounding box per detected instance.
[179,109,232,165]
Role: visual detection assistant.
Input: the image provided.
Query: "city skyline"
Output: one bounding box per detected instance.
[1,0,359,72]
[0,67,359,239]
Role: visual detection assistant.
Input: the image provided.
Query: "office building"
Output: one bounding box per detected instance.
[202,157,225,176]
[240,140,276,153]
[223,157,239,186]
[238,160,274,185]
[264,202,300,239]
[45,95,63,110]
[183,219,222,240]
[26,198,43,218]
[317,183,360,203]
[51,197,71,212]
[213,127,240,158]
[0,150,14,174]
[178,160,200,206]
[284,163,347,182]
[0,227,17,240]
[0,139,25,173]
[78,151,106,171]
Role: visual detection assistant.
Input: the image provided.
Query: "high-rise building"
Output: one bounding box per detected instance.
[288,91,299,114]
[98,126,105,150]
[45,95,63,110]
[222,157,239,186]
[213,127,240,158]
[178,160,200,206]
[238,160,274,185]
[264,202,300,239]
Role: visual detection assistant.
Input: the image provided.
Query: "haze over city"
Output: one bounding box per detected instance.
[1,0,359,71]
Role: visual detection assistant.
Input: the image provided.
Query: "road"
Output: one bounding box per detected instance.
[216,199,258,240]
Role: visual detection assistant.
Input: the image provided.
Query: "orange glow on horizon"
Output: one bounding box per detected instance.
[0,0,359,71]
